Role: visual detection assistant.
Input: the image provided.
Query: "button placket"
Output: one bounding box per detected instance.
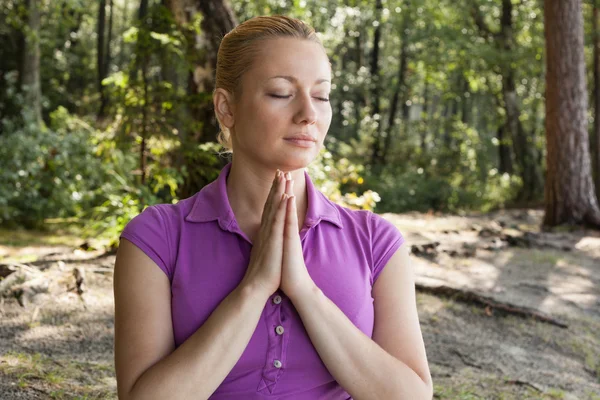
[257,292,290,394]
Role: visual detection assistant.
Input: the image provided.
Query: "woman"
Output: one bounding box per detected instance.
[113,15,432,400]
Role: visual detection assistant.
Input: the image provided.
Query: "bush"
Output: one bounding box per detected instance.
[0,108,108,228]
[307,147,380,211]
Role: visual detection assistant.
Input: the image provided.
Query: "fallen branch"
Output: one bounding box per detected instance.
[415,282,569,329]
[503,379,543,392]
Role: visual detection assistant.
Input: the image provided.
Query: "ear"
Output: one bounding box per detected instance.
[213,88,235,130]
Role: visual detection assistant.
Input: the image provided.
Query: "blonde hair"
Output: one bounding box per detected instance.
[214,15,325,154]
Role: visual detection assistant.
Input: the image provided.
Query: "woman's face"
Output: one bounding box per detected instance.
[230,38,333,171]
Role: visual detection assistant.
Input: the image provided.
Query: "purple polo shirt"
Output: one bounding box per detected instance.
[119,162,404,399]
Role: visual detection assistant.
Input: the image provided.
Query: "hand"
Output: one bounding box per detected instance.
[280,177,316,301]
[240,169,289,298]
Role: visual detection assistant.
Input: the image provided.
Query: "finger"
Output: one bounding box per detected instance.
[284,175,294,196]
[271,193,289,239]
[284,194,299,239]
[262,170,283,224]
[267,172,287,223]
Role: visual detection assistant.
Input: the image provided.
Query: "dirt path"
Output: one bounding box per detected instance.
[0,209,599,399]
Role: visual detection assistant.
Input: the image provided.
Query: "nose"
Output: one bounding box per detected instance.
[292,92,317,126]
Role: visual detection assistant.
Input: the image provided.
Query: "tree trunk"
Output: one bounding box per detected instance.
[369,0,384,166]
[353,28,366,141]
[137,0,149,195]
[499,0,542,202]
[165,0,237,197]
[105,0,114,80]
[97,0,107,119]
[502,71,542,201]
[543,0,600,227]
[382,6,411,164]
[461,76,469,124]
[594,0,600,201]
[119,0,130,69]
[497,125,513,174]
[165,0,236,142]
[21,0,42,124]
[471,0,542,201]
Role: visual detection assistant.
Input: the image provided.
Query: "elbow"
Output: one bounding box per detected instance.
[419,374,434,400]
[423,379,434,400]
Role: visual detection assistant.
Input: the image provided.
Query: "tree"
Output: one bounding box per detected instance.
[594,0,600,201]
[471,0,543,202]
[21,0,42,124]
[543,0,600,227]
[97,0,107,118]
[369,0,384,166]
[165,0,237,197]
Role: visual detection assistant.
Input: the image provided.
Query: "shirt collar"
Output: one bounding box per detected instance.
[184,162,343,231]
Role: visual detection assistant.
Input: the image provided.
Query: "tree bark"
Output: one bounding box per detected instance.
[165,0,237,197]
[97,0,107,119]
[165,0,236,142]
[369,0,384,166]
[543,0,600,227]
[105,0,114,80]
[594,0,600,201]
[118,0,130,69]
[497,125,513,174]
[21,0,42,124]
[382,5,411,163]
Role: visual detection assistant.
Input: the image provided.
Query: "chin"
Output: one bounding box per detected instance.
[278,154,315,171]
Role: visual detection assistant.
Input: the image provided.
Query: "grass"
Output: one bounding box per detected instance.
[0,351,115,399]
[0,224,83,248]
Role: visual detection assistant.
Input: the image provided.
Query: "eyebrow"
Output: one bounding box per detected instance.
[268,75,330,85]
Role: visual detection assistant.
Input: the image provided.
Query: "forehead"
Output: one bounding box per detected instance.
[247,38,331,85]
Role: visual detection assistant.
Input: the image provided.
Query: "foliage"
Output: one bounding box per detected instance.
[308,146,380,211]
[2,0,597,237]
[0,108,107,228]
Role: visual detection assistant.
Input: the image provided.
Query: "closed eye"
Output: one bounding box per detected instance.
[269,94,329,102]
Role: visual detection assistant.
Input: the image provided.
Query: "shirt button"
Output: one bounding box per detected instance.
[273,360,282,368]
[275,325,285,335]
[273,295,282,304]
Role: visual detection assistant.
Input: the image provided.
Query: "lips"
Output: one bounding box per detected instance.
[284,134,317,142]
[284,134,317,148]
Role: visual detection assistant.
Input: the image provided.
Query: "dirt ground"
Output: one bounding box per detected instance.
[0,209,599,399]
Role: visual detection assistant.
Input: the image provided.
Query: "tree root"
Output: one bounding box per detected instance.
[416,282,569,328]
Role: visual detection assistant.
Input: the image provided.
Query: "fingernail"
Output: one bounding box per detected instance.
[285,172,291,180]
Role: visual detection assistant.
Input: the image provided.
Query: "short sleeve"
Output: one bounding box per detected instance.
[369,211,405,284]
[119,205,173,281]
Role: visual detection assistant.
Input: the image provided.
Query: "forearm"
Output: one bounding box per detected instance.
[290,286,432,400]
[128,282,269,400]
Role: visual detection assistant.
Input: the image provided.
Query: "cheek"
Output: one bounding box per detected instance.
[318,107,333,132]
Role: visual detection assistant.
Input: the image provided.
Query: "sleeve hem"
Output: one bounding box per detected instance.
[119,232,171,280]
[372,237,404,284]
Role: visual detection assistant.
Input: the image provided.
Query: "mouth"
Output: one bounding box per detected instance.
[283,138,317,148]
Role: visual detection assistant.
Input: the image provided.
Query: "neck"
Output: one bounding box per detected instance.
[226,155,308,227]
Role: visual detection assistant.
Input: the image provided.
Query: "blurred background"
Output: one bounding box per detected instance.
[1,0,587,246]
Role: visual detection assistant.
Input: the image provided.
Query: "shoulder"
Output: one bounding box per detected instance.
[322,195,402,240]
[119,194,199,280]
[323,197,405,284]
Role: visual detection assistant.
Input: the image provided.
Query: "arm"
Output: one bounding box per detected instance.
[114,239,269,400]
[288,244,433,400]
